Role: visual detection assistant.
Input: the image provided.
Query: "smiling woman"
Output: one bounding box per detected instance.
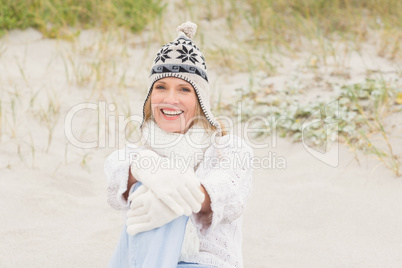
[104,21,253,268]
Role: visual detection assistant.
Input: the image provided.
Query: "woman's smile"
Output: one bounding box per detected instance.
[160,108,184,119]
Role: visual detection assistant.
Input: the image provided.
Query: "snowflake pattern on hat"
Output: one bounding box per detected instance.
[154,37,204,67]
[177,46,199,64]
[154,47,172,63]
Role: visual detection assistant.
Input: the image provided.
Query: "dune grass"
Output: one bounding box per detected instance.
[0,0,164,38]
[176,0,402,80]
[211,0,402,45]
[1,0,400,174]
[2,1,401,63]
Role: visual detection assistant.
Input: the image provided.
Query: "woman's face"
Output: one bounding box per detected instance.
[150,77,198,133]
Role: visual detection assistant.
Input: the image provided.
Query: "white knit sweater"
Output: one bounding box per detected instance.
[104,134,253,268]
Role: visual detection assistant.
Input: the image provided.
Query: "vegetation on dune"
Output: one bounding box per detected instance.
[0,0,164,38]
[0,0,400,174]
[220,77,402,175]
[1,0,402,43]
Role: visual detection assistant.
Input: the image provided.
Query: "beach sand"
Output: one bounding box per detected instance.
[0,26,401,268]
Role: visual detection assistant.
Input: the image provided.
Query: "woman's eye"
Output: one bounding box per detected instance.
[181,87,191,92]
[155,85,165,90]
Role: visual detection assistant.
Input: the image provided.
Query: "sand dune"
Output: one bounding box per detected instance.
[0,26,401,268]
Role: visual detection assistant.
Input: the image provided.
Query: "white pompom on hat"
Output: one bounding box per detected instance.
[176,21,197,39]
[142,21,221,135]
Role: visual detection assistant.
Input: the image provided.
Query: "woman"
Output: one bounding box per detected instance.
[104,21,253,268]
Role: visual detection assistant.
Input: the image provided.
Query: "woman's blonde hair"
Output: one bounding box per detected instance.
[143,93,227,136]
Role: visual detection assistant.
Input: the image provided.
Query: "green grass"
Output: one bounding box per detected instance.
[0,0,164,38]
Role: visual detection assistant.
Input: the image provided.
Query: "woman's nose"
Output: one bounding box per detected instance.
[163,89,179,104]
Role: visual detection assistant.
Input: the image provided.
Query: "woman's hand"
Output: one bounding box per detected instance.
[126,185,181,236]
[129,149,205,215]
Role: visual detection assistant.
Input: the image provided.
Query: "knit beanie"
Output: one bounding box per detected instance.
[142,21,221,135]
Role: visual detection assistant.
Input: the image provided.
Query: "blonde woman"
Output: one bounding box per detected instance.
[104,22,253,268]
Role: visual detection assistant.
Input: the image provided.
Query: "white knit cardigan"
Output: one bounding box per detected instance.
[104,134,253,268]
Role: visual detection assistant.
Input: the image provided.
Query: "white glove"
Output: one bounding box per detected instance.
[130,150,205,215]
[126,185,180,236]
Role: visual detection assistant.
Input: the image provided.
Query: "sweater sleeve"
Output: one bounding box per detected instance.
[193,135,253,232]
[104,144,141,210]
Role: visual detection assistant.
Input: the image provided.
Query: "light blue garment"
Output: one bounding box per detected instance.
[108,216,189,268]
[108,183,215,268]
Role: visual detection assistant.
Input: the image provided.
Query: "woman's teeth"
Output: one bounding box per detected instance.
[161,109,183,116]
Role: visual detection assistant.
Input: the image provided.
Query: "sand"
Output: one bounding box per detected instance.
[0,24,401,268]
